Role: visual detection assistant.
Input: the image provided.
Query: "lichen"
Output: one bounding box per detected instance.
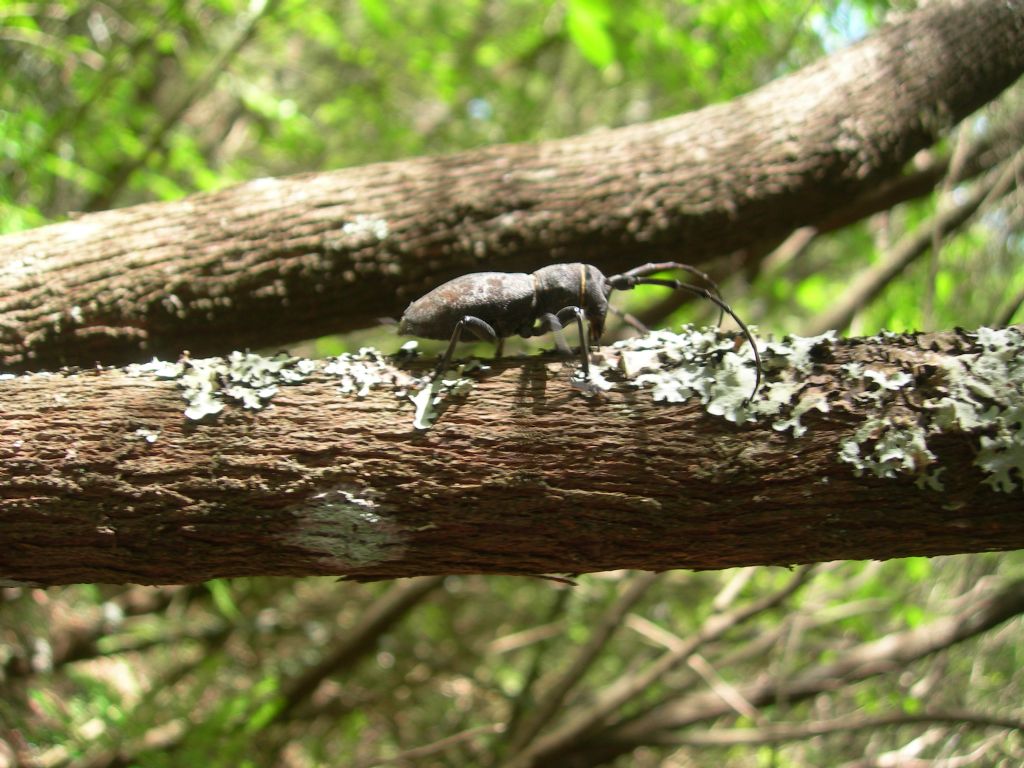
[133,428,160,444]
[284,484,405,568]
[601,326,832,428]
[763,331,837,375]
[603,324,1023,493]
[836,326,1024,493]
[323,347,391,397]
[927,327,1024,492]
[409,361,484,430]
[594,327,761,423]
[129,351,315,420]
[339,215,389,244]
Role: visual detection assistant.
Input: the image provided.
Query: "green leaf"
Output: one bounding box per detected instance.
[358,0,393,34]
[207,579,241,620]
[566,0,616,68]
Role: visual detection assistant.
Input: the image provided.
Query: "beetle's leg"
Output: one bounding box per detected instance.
[436,316,498,377]
[520,313,570,354]
[521,310,589,375]
[555,306,591,377]
[536,313,572,355]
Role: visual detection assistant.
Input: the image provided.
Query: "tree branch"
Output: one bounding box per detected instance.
[643,709,1024,748]
[0,324,1022,587]
[1,0,1022,370]
[803,148,1024,336]
[605,577,1024,741]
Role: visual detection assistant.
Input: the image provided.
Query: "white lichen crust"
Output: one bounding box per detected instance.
[129,352,317,419]
[284,484,405,568]
[834,327,1024,493]
[601,325,1023,493]
[595,326,833,430]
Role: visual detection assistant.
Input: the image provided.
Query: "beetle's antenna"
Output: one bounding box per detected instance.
[610,262,726,325]
[661,283,761,403]
[608,273,762,403]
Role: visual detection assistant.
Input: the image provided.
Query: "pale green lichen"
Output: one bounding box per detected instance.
[324,347,391,397]
[836,354,941,487]
[928,327,1024,492]
[130,345,434,429]
[839,417,936,481]
[601,326,832,429]
[597,327,762,423]
[837,327,1024,493]
[129,351,315,420]
[763,331,837,375]
[133,428,160,443]
[410,361,484,430]
[284,484,405,568]
[770,391,829,438]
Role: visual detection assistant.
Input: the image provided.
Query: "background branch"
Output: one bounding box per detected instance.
[1,0,1021,371]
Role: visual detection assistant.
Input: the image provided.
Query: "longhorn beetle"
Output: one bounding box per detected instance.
[398,262,762,402]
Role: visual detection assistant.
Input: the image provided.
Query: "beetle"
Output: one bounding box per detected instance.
[398,261,762,401]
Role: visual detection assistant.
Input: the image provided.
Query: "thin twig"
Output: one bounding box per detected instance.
[359,724,507,768]
[503,566,815,768]
[804,147,1024,336]
[645,709,1024,747]
[503,572,662,756]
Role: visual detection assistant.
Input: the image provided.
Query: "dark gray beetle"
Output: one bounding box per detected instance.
[398,261,762,401]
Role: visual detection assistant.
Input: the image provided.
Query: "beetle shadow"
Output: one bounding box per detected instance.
[513,356,552,413]
[513,348,610,415]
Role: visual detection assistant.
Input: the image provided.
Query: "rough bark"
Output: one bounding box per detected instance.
[1,0,1022,372]
[1,325,1021,587]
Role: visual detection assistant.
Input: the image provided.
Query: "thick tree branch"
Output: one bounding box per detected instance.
[1,0,1022,371]
[0,324,1021,587]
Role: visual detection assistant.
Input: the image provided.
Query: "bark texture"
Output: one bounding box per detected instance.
[1,0,1022,371]
[1,325,1021,586]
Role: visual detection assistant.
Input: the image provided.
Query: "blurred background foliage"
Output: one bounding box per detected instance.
[1,0,1023,765]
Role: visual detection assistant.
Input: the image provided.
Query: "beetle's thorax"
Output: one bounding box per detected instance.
[531,263,610,338]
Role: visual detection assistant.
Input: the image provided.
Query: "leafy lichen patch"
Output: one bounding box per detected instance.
[284,484,405,568]
[409,361,484,430]
[600,326,833,429]
[763,331,837,375]
[323,347,394,397]
[594,327,761,423]
[929,327,1024,492]
[837,326,1024,493]
[129,345,435,429]
[129,351,316,420]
